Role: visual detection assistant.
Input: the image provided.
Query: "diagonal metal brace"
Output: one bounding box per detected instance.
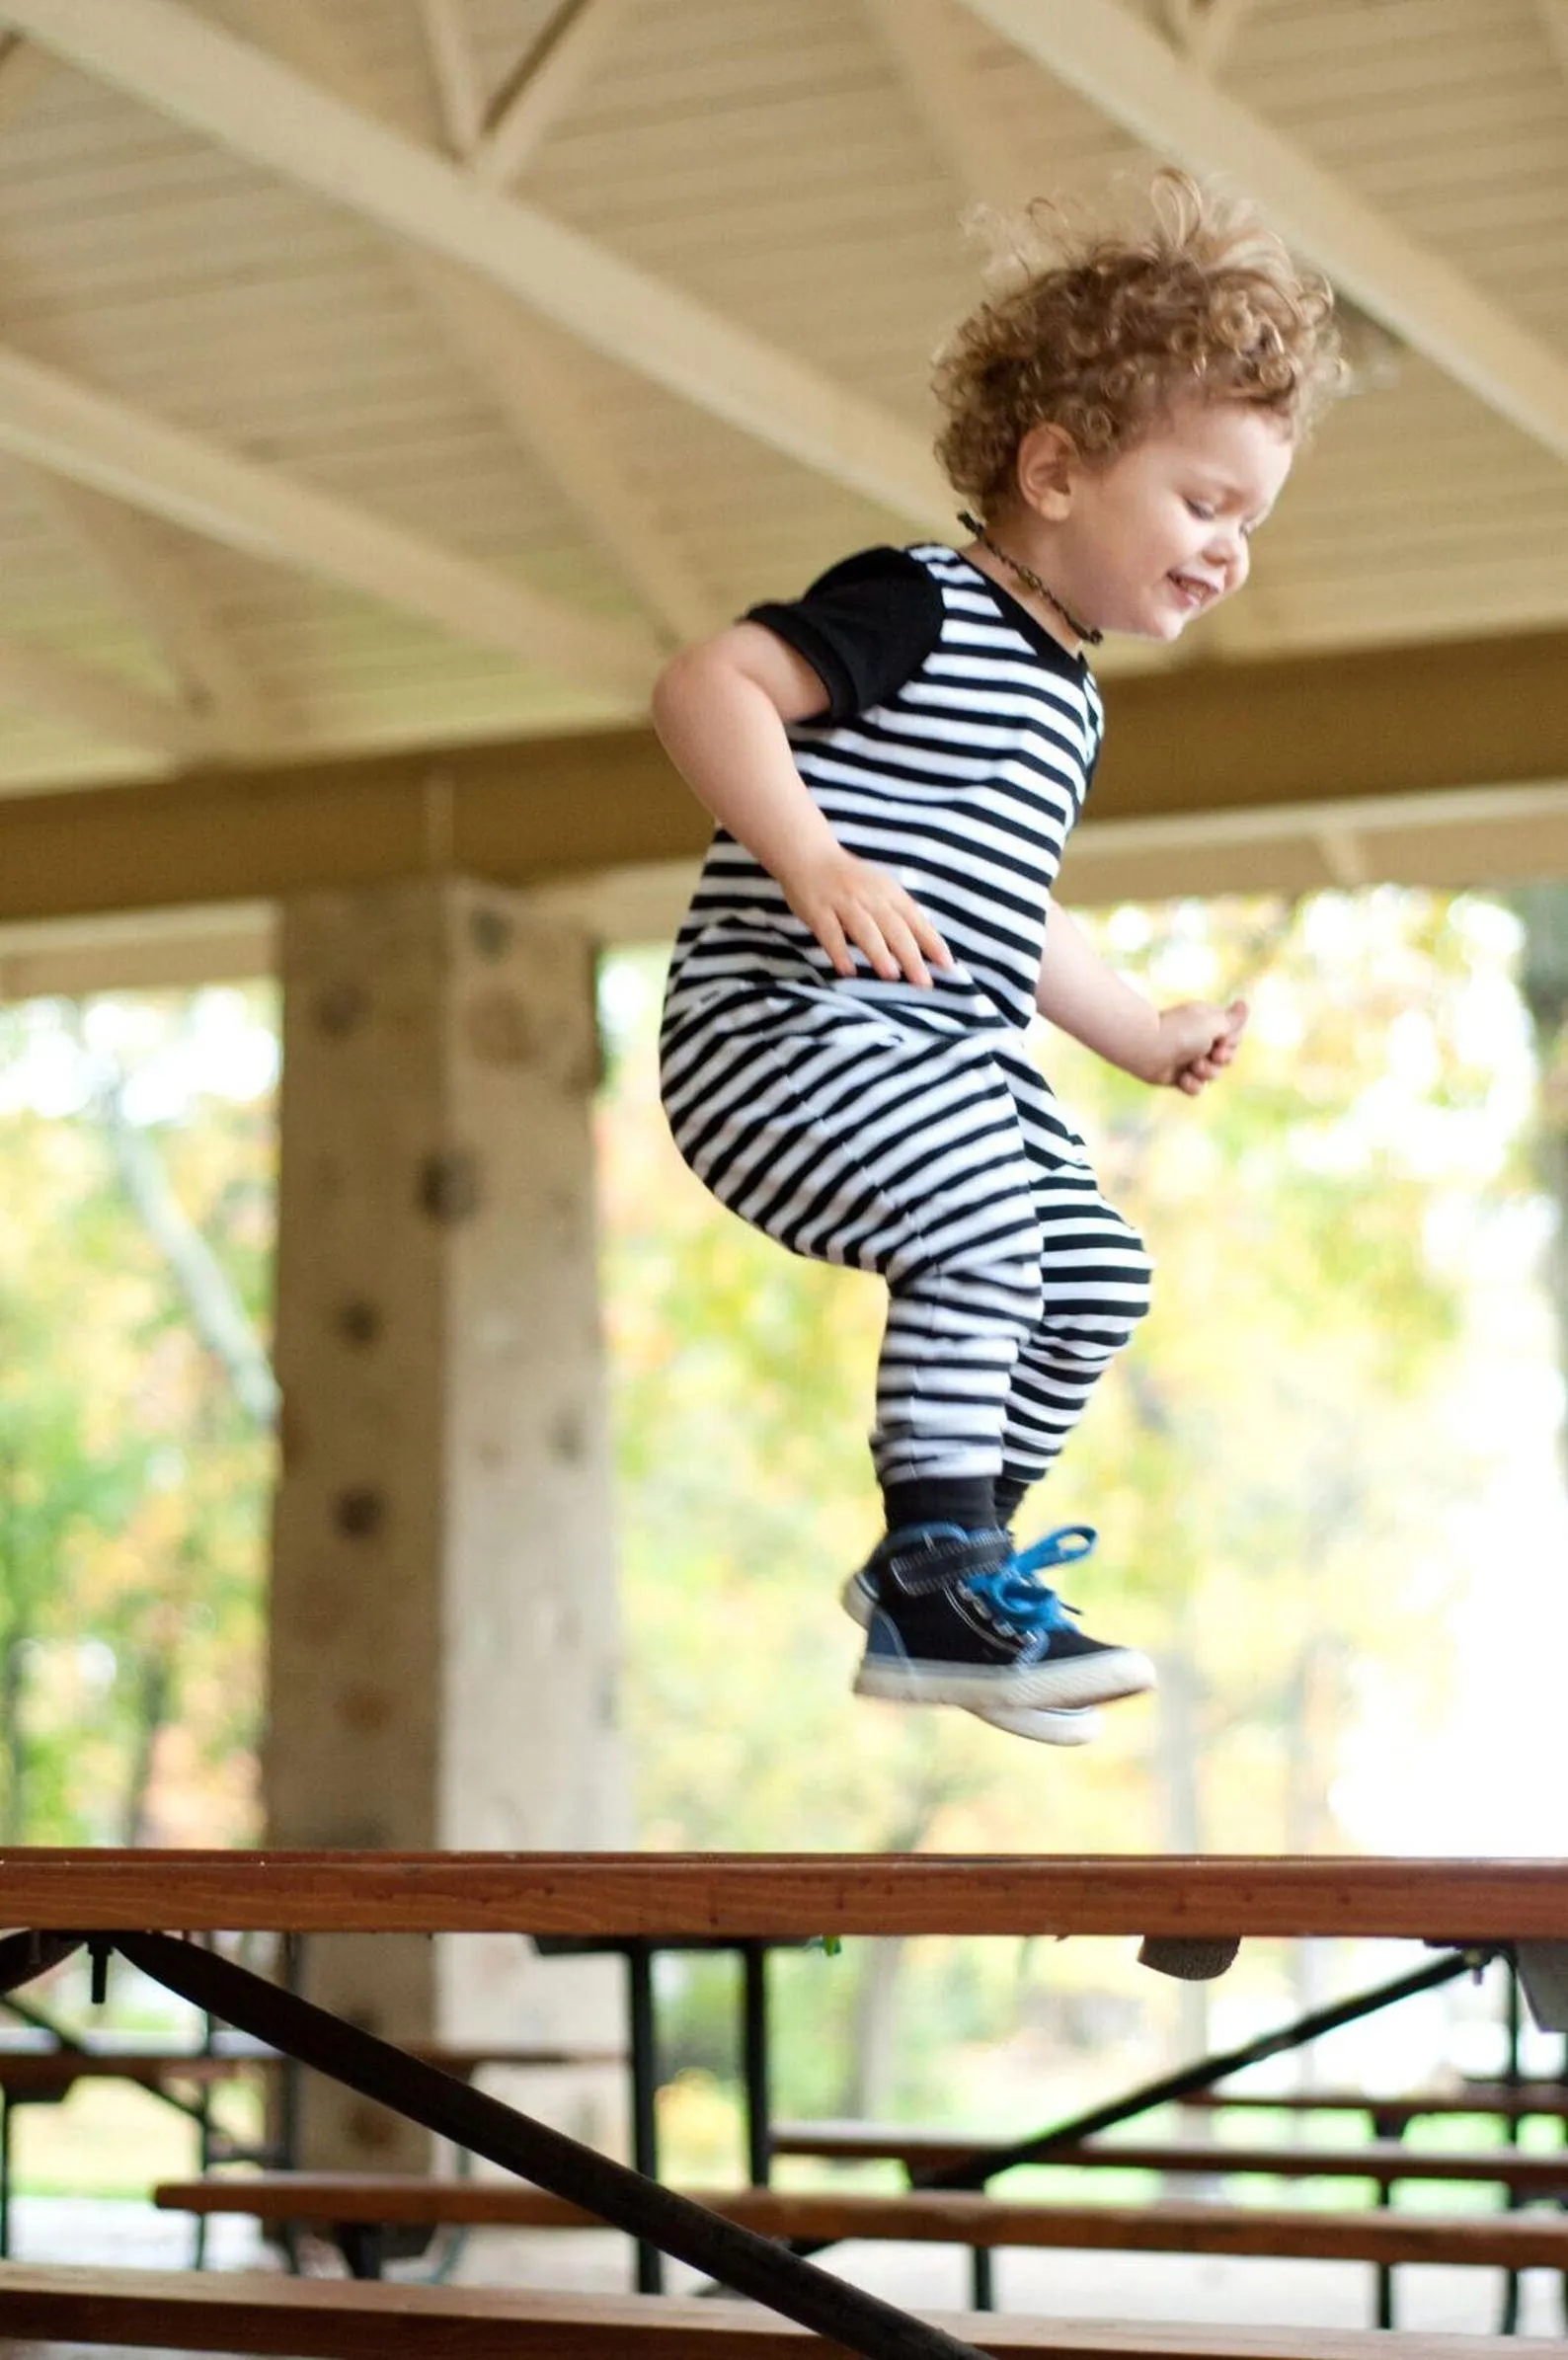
[770,1940,1502,2274]
[913,1942,1498,2193]
[103,1927,984,2360]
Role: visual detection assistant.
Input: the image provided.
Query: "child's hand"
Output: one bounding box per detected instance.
[781,844,954,987]
[1149,997,1248,1094]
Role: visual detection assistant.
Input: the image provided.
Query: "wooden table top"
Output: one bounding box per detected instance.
[0,1849,1565,1939]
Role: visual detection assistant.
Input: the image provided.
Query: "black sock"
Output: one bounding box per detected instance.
[882,1476,997,1534]
[994,1475,1028,1528]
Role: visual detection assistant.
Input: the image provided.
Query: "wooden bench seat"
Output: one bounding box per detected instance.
[1182,2086,1568,2129]
[1,2262,1560,2360]
[0,2037,623,2095]
[766,2122,1568,2194]
[153,2170,1568,2270]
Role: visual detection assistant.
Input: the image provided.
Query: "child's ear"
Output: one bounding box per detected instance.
[1015,424,1079,520]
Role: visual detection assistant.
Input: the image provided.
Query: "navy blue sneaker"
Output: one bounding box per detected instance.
[840,1535,1103,1747]
[849,1523,1154,1721]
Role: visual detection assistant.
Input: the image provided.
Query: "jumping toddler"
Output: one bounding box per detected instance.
[655,175,1344,1746]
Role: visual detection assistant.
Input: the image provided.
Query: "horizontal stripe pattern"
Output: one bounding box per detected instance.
[660,545,1142,1501]
[665,544,1102,1037]
[663,996,1149,1489]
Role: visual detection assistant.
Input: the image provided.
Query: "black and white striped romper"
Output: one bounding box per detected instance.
[659,543,1152,1504]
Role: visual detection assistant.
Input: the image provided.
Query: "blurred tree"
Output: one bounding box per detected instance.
[0,988,275,1845]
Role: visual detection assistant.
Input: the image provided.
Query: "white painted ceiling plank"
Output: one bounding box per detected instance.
[1532,0,1568,86]
[0,20,277,755]
[0,342,658,699]
[0,0,948,526]
[955,0,1568,463]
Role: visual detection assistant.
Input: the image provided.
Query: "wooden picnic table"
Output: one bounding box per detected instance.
[2,1849,1566,1938]
[2,1850,1565,2360]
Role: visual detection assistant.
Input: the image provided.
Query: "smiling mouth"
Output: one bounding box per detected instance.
[1169,573,1218,609]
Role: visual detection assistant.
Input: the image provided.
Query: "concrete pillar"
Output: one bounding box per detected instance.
[265,878,628,2166]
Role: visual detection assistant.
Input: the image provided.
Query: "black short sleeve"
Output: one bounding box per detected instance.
[745,548,944,723]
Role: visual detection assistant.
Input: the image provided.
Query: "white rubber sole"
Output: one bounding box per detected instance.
[841,1573,1136,1745]
[853,1642,1155,1714]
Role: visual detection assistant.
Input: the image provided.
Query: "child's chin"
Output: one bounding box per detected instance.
[1133,609,1190,644]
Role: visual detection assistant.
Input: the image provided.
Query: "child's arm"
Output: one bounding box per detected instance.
[653,625,952,987]
[1036,904,1246,1096]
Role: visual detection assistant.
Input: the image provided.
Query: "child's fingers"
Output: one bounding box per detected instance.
[907,905,955,970]
[844,906,902,982]
[879,912,932,989]
[811,906,857,980]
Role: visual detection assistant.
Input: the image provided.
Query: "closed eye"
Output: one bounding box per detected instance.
[1185,499,1215,520]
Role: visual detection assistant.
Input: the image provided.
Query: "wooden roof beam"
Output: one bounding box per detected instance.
[863,0,1039,213]
[0,631,208,759]
[0,0,948,527]
[955,0,1568,464]
[415,0,486,157]
[36,478,276,752]
[0,342,657,703]
[0,628,1561,929]
[244,0,719,644]
[0,27,49,108]
[1159,0,1256,72]
[471,0,636,189]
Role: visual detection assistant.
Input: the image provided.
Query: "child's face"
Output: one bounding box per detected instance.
[1025,398,1295,645]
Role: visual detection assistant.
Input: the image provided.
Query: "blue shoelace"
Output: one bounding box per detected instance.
[969,1523,1098,1634]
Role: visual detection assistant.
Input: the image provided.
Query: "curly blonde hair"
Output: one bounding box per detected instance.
[933,172,1345,509]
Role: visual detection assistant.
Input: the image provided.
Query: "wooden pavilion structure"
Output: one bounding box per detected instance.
[0,0,1563,2160]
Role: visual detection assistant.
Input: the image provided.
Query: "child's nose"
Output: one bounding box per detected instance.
[1205,522,1249,581]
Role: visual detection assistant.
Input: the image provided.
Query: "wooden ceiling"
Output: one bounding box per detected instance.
[0,0,1563,964]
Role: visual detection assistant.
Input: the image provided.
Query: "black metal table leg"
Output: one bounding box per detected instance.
[1500,1958,1524,2336]
[86,1927,984,2360]
[742,1939,771,2186]
[1373,2175,1395,2329]
[626,1940,663,2292]
[0,1932,82,2264]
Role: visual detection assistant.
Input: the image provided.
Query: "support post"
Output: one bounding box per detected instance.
[266,879,628,2165]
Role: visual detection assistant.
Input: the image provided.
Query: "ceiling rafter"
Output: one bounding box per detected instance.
[1158,0,1255,73]
[0,342,658,700]
[0,27,49,106]
[470,0,636,189]
[37,476,277,752]
[247,0,717,644]
[863,0,1039,212]
[0,630,208,758]
[0,0,948,527]
[953,0,1568,464]
[415,0,486,156]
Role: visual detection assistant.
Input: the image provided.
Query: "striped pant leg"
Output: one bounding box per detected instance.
[661,994,1046,1488]
[996,1065,1153,1494]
